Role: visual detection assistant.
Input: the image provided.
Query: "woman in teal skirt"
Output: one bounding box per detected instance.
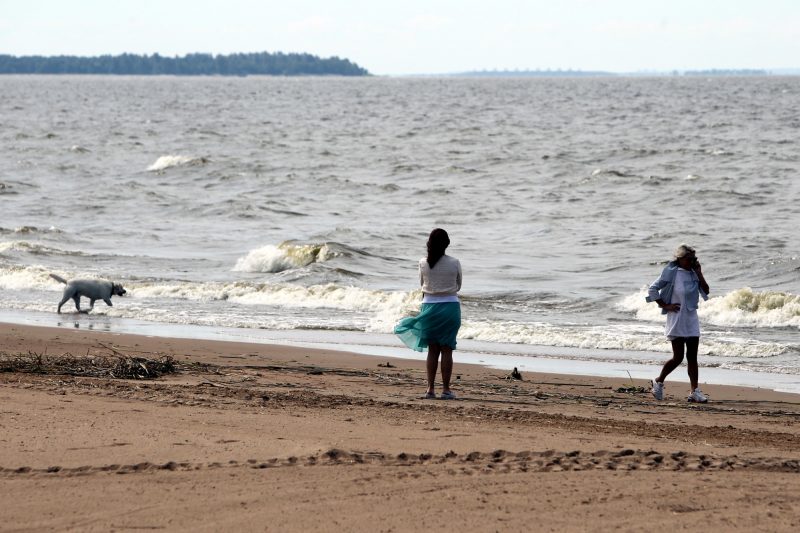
[395,228,462,399]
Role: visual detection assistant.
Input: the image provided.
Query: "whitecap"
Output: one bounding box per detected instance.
[147,155,209,172]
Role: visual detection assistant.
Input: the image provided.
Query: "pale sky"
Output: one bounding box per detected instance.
[0,0,797,75]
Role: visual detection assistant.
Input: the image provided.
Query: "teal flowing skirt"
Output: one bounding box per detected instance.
[394,302,461,352]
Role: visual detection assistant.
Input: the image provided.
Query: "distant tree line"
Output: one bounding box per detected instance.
[457,69,615,77]
[462,69,771,78]
[680,69,768,76]
[0,52,370,76]
[456,68,773,78]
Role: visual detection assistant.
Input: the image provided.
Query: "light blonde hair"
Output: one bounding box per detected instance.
[674,243,696,259]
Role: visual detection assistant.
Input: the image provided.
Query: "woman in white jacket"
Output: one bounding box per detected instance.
[646,244,710,403]
[395,228,462,400]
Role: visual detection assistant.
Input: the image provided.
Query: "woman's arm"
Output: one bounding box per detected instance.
[646,267,679,311]
[694,263,710,295]
[646,272,668,302]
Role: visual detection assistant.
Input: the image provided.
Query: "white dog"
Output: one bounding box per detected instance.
[50,274,127,314]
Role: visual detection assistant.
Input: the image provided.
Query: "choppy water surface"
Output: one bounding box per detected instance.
[1,75,798,378]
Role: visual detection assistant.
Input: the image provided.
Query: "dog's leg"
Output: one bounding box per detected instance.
[57,294,71,314]
[79,298,93,314]
[73,295,82,313]
[104,298,113,307]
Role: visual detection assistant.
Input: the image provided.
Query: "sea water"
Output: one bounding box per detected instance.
[1,75,798,388]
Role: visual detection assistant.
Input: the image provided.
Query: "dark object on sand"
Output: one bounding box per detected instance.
[377,362,396,368]
[0,352,176,379]
[506,367,523,380]
[615,385,648,394]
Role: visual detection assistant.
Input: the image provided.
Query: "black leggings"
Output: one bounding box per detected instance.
[657,336,700,390]
[670,336,699,362]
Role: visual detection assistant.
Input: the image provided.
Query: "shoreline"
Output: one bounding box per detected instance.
[2,320,799,403]
[2,309,800,395]
[2,320,800,530]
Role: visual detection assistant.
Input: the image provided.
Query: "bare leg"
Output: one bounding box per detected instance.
[656,338,686,384]
[686,337,700,390]
[440,346,453,392]
[426,343,441,394]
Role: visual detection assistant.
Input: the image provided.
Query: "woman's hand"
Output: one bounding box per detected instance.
[693,261,710,294]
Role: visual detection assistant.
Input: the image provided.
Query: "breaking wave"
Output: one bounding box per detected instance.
[233,242,341,273]
[0,226,63,235]
[129,279,416,312]
[619,287,800,329]
[0,241,83,257]
[0,266,66,291]
[701,288,800,328]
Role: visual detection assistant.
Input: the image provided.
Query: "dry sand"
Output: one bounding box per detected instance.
[1,322,799,532]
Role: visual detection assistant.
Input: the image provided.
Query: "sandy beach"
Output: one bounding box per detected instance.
[1,321,799,532]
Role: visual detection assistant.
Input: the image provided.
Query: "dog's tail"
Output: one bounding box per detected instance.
[49,273,68,284]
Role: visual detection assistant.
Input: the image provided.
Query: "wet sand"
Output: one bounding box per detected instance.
[1,322,799,532]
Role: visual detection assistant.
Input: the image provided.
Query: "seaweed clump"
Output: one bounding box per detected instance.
[0,351,177,380]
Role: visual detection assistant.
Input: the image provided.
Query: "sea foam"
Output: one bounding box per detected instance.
[459,319,787,358]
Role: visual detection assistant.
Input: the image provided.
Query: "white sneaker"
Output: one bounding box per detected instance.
[651,379,664,400]
[687,388,708,403]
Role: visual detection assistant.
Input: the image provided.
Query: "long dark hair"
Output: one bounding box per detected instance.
[426,228,450,269]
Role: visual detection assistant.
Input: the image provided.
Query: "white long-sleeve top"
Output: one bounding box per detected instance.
[664,268,701,339]
[419,255,462,296]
